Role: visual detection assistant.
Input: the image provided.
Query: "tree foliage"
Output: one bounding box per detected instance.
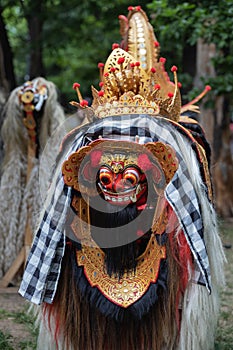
[148,0,233,99]
[2,0,150,107]
[1,0,233,109]
[147,0,233,217]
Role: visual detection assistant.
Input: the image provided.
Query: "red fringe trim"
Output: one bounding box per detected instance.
[167,204,194,330]
[43,303,60,350]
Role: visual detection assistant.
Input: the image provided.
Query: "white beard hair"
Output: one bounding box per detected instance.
[172,131,226,350]
[0,151,27,277]
[34,306,68,350]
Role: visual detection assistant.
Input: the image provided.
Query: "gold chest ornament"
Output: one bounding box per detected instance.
[76,233,166,308]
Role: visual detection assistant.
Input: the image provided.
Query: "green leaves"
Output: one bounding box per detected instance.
[2,0,233,101]
[148,0,233,98]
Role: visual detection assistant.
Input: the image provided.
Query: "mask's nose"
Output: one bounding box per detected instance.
[112,174,125,192]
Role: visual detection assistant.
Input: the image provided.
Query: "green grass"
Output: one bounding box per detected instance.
[214,220,233,349]
[0,330,14,350]
[0,307,38,350]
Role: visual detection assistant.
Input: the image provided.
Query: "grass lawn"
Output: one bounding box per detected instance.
[215,218,233,349]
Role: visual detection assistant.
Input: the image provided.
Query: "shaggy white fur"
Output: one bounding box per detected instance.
[0,77,66,280]
[170,131,226,350]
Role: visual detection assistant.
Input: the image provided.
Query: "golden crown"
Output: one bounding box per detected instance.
[72,50,181,122]
[91,48,181,121]
[71,6,210,122]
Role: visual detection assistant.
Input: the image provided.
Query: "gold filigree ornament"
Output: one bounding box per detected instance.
[100,153,138,174]
[145,142,179,184]
[76,233,166,308]
[62,139,104,196]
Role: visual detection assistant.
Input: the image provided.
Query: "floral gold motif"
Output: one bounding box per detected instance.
[145,142,178,183]
[100,153,138,173]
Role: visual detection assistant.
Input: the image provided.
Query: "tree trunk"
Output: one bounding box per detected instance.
[182,43,196,100]
[0,7,16,93]
[0,43,7,114]
[26,2,45,79]
[195,39,233,217]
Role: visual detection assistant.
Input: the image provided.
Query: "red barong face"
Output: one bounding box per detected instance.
[98,162,147,206]
[62,139,179,207]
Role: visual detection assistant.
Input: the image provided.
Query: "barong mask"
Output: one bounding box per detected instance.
[17,7,226,350]
[60,7,212,314]
[62,138,178,307]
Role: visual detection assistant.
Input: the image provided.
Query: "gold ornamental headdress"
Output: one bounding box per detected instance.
[71,6,181,122]
[71,6,212,123]
[72,49,181,121]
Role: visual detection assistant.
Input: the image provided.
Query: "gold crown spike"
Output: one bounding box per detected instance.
[119,6,160,71]
[71,83,89,108]
[98,63,105,82]
[119,6,208,118]
[91,48,181,121]
[180,85,212,114]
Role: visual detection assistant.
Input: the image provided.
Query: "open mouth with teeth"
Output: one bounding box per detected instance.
[98,182,147,205]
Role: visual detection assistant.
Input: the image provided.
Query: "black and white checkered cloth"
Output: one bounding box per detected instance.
[19,114,211,304]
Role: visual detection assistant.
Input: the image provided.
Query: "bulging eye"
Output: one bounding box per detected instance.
[123,168,140,186]
[99,167,112,186]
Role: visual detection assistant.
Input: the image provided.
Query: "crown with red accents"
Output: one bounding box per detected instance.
[72,51,181,122]
[71,6,209,122]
